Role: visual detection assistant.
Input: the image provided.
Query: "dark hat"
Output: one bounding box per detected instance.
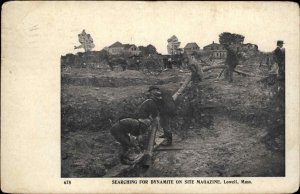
[277,40,284,45]
[148,86,160,92]
[138,118,152,128]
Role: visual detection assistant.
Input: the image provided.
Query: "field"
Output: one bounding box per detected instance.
[61,58,284,177]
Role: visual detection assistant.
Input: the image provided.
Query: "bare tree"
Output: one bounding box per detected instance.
[167,35,181,55]
[74,29,95,52]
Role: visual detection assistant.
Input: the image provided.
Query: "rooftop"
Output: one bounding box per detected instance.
[109,41,123,48]
[184,42,199,49]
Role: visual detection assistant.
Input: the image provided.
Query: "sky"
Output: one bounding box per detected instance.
[3,1,298,56]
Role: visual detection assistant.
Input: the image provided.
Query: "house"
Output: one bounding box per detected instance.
[241,43,258,52]
[123,44,140,56]
[184,42,200,55]
[107,41,124,55]
[107,41,140,56]
[203,41,227,59]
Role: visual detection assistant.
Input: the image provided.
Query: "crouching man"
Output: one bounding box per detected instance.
[110,117,152,164]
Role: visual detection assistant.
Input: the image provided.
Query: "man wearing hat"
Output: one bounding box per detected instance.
[274,40,285,80]
[146,86,176,146]
[110,117,153,164]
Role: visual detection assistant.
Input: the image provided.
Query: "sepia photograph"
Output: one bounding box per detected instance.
[61,12,285,179]
[1,1,299,193]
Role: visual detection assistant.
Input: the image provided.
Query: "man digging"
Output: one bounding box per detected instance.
[110,87,160,164]
[110,117,153,164]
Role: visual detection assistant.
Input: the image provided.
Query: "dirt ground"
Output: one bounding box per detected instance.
[61,61,284,177]
[148,114,284,177]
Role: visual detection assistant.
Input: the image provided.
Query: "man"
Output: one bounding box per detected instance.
[224,44,239,82]
[188,54,204,82]
[121,62,127,71]
[273,40,285,81]
[167,58,173,69]
[273,40,285,114]
[147,86,176,146]
[110,117,152,164]
[266,56,271,70]
[163,58,173,71]
[110,89,160,164]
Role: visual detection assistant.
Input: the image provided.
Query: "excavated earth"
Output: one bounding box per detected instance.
[61,63,284,177]
[61,69,184,177]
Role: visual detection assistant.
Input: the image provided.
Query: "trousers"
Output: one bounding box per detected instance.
[160,114,172,141]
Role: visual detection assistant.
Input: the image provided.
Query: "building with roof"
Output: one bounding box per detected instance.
[107,41,124,55]
[123,44,140,56]
[107,41,140,56]
[184,42,200,55]
[203,41,227,59]
[241,43,258,53]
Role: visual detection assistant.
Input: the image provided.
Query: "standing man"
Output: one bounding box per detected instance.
[274,40,285,81]
[266,56,271,71]
[188,54,204,82]
[273,40,285,114]
[224,44,239,82]
[147,86,176,146]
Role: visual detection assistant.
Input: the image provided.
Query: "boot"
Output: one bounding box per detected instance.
[161,139,172,146]
[161,134,172,146]
[159,134,166,138]
[161,133,172,146]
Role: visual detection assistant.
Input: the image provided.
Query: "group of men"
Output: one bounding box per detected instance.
[110,40,285,165]
[110,86,176,164]
[220,40,285,83]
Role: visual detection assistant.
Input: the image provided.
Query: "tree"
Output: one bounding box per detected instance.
[167,35,181,55]
[219,32,245,46]
[146,44,157,54]
[74,29,95,52]
[138,44,157,56]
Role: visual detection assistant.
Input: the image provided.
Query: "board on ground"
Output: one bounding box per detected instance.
[103,138,165,177]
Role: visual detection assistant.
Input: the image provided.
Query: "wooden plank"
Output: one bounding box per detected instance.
[103,138,164,177]
[142,119,159,166]
[156,147,201,151]
[203,64,226,72]
[172,75,192,101]
[233,69,266,77]
[103,154,144,177]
